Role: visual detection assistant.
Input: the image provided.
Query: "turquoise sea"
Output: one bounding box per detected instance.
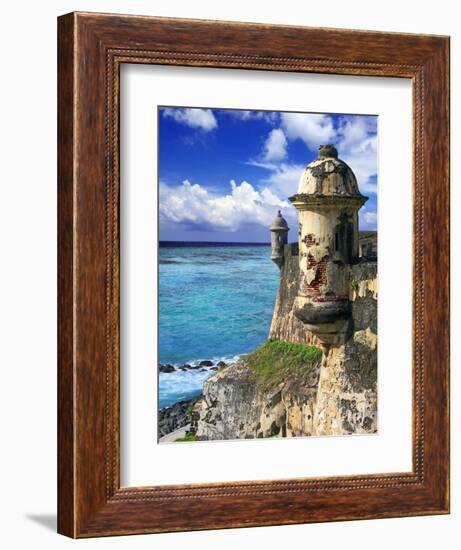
[159,242,279,408]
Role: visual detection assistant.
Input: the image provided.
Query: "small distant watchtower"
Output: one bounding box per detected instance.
[289,144,368,343]
[270,210,289,269]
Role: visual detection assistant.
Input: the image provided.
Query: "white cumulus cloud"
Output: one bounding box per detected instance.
[227,110,279,124]
[162,108,217,131]
[262,128,287,162]
[364,211,377,225]
[160,179,290,232]
[360,209,378,230]
[280,113,336,150]
[257,163,305,198]
[264,113,378,196]
[337,116,378,195]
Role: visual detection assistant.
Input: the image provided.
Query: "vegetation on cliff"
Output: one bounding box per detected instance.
[174,433,198,442]
[243,340,323,390]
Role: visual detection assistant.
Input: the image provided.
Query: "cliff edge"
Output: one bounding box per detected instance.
[191,244,377,440]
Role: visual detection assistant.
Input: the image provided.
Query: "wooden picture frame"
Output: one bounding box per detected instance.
[57,12,450,538]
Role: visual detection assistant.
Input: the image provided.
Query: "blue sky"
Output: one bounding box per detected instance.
[159,107,377,242]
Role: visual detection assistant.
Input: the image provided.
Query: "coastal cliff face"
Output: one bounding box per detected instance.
[191,343,321,440]
[192,244,377,440]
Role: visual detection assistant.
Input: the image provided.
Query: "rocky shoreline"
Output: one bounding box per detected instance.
[159,359,227,374]
[158,397,198,438]
[158,359,230,437]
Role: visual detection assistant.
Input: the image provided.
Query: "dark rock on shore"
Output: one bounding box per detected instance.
[159,358,232,375]
[158,397,199,437]
[159,364,175,373]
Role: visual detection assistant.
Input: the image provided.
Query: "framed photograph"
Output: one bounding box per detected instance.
[58,12,450,537]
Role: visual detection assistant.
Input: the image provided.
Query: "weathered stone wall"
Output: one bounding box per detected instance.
[313,342,377,436]
[193,246,378,440]
[270,245,377,346]
[313,261,377,435]
[269,243,315,345]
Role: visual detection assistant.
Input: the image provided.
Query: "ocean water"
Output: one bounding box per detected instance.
[158,242,279,408]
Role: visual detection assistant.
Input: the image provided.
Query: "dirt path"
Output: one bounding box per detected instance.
[159,424,191,443]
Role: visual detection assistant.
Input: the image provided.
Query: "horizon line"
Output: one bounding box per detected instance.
[159,239,271,244]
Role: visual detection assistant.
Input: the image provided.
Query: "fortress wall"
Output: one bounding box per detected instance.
[269,243,377,347]
[269,244,378,436]
[269,243,315,345]
[192,245,378,440]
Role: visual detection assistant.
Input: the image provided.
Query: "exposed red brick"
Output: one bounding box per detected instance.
[303,233,316,247]
[303,256,328,295]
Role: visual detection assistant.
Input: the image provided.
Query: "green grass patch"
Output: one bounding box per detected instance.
[174,433,198,442]
[243,340,323,390]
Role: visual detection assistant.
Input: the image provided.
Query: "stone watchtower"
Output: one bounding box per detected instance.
[289,144,368,344]
[270,210,289,269]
